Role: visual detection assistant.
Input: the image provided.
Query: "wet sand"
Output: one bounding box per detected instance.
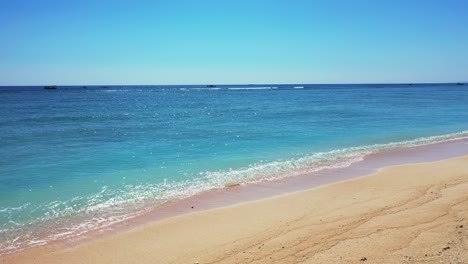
[3,154,467,263]
[62,137,468,240]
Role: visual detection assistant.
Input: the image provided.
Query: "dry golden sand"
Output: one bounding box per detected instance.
[2,156,468,264]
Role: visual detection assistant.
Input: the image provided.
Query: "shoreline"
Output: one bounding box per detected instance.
[61,137,468,244]
[1,132,467,256]
[106,136,468,232]
[1,140,468,263]
[1,137,468,256]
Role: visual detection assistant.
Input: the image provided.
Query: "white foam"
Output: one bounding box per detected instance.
[228,87,273,90]
[1,130,467,256]
[191,87,222,90]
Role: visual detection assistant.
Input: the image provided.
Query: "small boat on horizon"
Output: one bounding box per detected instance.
[44,85,57,90]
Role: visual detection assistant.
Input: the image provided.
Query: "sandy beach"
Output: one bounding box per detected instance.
[2,0,468,262]
[3,155,468,264]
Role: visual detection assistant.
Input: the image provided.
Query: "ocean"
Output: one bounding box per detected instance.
[0,83,467,254]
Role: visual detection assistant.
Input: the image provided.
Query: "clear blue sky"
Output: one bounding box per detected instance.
[1,0,467,85]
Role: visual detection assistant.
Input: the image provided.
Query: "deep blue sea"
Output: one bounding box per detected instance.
[1,83,467,253]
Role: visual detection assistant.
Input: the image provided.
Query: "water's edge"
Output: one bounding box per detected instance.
[2,134,467,257]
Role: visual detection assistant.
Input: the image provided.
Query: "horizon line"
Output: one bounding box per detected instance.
[1,81,466,87]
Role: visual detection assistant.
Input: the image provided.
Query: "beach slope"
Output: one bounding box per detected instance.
[4,156,468,264]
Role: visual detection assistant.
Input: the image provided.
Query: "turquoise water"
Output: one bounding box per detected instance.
[1,84,467,253]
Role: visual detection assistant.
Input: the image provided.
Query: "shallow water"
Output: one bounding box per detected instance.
[0,83,467,254]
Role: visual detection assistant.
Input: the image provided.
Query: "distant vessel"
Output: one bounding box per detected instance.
[206,85,217,88]
[44,85,57,90]
[456,83,464,86]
